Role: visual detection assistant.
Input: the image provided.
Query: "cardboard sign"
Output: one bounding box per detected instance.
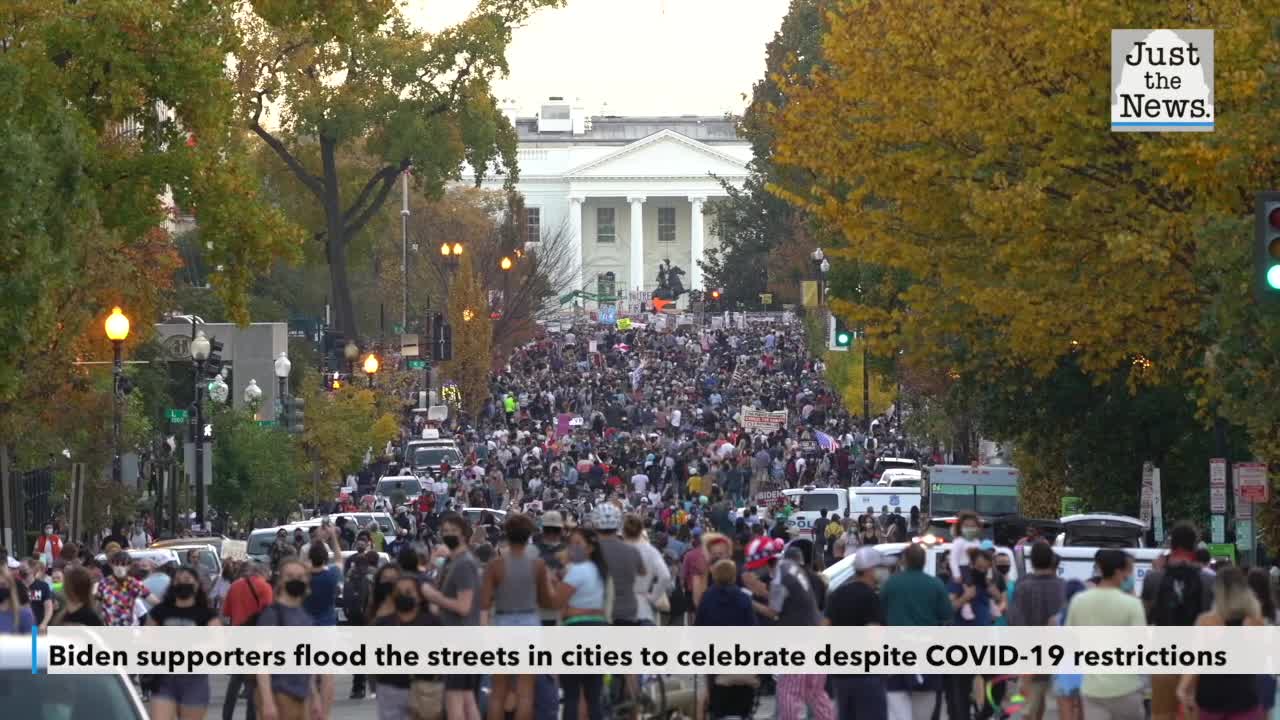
[740,406,788,433]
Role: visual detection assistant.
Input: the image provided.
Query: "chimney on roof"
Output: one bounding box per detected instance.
[500,99,519,127]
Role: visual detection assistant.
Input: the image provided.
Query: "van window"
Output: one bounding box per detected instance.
[412,447,462,468]
[974,486,1018,516]
[796,493,840,512]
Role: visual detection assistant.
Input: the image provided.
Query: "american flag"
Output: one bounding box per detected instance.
[814,430,839,451]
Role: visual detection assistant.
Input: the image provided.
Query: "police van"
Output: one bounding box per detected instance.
[782,487,849,540]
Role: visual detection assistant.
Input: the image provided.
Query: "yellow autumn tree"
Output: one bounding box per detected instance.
[440,253,493,418]
[770,0,1278,379]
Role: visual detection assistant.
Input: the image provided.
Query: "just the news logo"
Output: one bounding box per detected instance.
[1111,29,1214,132]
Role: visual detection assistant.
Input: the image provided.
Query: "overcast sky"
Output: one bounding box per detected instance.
[405,0,791,117]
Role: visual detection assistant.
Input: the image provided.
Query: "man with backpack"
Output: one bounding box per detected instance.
[1143,523,1215,720]
[343,552,375,699]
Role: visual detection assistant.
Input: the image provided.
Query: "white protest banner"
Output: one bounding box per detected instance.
[740,406,787,433]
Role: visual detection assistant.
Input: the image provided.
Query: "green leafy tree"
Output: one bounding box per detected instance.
[210,407,304,528]
[296,372,399,503]
[234,0,564,339]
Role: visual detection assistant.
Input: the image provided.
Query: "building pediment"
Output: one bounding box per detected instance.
[565,129,749,180]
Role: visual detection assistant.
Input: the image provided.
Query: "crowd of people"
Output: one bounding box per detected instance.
[3,316,1279,720]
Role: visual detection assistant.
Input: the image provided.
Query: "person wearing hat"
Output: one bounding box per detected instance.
[535,512,567,627]
[824,547,890,720]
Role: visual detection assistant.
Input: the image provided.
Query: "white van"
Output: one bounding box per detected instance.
[850,487,923,517]
[1056,513,1147,548]
[782,487,849,540]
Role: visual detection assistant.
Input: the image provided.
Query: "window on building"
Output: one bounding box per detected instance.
[658,207,676,242]
[526,207,541,244]
[597,207,616,243]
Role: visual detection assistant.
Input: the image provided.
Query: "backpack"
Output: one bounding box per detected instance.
[1151,564,1207,626]
[344,568,371,620]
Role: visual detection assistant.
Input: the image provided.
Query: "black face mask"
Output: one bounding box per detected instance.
[376,581,395,599]
[0,588,9,604]
[441,535,461,550]
[173,584,197,600]
[394,594,418,613]
[284,579,308,598]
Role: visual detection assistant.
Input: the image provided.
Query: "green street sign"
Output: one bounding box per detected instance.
[407,359,427,370]
[257,420,277,427]
[1206,543,1236,564]
[166,408,188,422]
[1061,496,1083,515]
[394,324,404,335]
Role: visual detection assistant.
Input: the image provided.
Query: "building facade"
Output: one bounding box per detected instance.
[466,98,752,298]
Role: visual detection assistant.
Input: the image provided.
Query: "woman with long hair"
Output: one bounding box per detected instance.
[1176,567,1266,719]
[554,527,610,720]
[54,565,103,626]
[0,565,34,634]
[481,514,551,720]
[146,566,221,720]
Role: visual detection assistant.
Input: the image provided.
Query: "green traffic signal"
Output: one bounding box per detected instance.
[836,331,851,346]
[1268,264,1280,290]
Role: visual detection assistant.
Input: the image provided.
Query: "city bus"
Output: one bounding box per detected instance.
[922,464,1021,530]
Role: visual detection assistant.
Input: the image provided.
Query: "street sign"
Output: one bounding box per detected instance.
[400,334,419,358]
[1061,496,1083,516]
[166,408,188,422]
[599,305,618,325]
[257,420,277,427]
[1236,497,1253,520]
[1210,514,1225,544]
[1235,462,1269,503]
[1151,467,1164,543]
[1210,486,1227,513]
[1238,519,1255,551]
[407,359,427,370]
[1209,458,1227,487]
[1139,462,1154,527]
[1206,541,1235,563]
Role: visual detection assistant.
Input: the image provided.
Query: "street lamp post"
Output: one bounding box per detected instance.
[363,353,380,388]
[243,379,262,416]
[811,248,829,306]
[500,256,513,317]
[190,330,211,529]
[105,307,130,484]
[344,340,359,377]
[274,352,291,422]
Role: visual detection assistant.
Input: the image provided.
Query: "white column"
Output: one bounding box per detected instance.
[569,196,584,291]
[689,196,706,291]
[628,196,646,291]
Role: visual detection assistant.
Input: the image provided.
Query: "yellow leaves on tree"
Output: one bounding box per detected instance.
[298,372,399,491]
[440,253,493,418]
[768,0,1280,384]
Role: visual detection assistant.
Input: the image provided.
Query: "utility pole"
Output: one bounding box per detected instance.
[862,330,871,430]
[401,169,410,332]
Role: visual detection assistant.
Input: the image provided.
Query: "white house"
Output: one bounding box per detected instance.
[464,97,752,299]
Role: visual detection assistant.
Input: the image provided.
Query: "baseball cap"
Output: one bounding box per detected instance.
[541,511,564,529]
[853,547,884,572]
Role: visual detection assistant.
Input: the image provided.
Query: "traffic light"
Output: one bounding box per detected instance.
[1256,192,1280,303]
[282,396,305,434]
[204,338,224,377]
[829,315,852,351]
[329,372,343,391]
[710,289,722,301]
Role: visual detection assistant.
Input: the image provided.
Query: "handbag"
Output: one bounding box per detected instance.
[410,677,445,720]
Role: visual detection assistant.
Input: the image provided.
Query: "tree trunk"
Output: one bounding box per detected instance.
[321,136,357,339]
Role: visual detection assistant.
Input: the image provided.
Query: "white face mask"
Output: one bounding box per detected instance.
[112,565,128,579]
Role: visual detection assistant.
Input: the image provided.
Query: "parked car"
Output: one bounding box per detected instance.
[3,633,148,719]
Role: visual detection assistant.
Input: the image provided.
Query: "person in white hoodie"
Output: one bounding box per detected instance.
[623,514,672,626]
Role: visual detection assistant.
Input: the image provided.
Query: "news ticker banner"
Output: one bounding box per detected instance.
[42,626,1280,676]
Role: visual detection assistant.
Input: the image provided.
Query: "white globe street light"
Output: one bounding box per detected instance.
[244,378,263,405]
[209,373,229,404]
[274,352,291,379]
[191,331,211,361]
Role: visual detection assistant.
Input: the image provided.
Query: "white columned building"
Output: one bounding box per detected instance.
[464,98,753,303]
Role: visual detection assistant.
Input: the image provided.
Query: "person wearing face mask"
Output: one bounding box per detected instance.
[221,562,272,720]
[128,519,152,550]
[770,546,834,720]
[420,513,483,720]
[1065,549,1147,720]
[823,547,889,720]
[949,511,983,622]
[256,558,332,720]
[0,565,35,634]
[33,524,63,568]
[342,553,374,700]
[145,566,220,720]
[480,514,551,720]
[93,551,152,626]
[375,575,439,719]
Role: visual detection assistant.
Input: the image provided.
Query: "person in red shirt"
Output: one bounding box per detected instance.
[221,562,273,719]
